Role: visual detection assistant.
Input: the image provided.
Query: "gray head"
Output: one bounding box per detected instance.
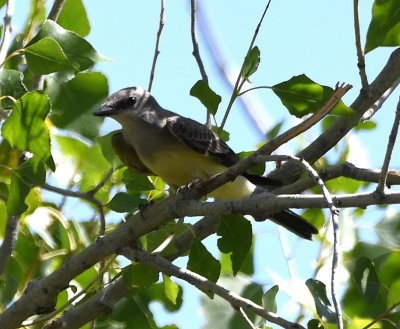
[93,86,159,120]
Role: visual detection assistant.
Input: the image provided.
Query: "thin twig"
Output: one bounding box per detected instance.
[220,0,273,131]
[0,0,14,66]
[148,0,165,92]
[128,248,306,329]
[257,155,343,328]
[47,0,67,21]
[196,6,271,135]
[376,96,400,194]
[238,307,257,329]
[190,0,211,126]
[362,300,400,329]
[257,83,353,155]
[362,78,400,120]
[0,215,20,276]
[41,167,113,235]
[353,0,369,92]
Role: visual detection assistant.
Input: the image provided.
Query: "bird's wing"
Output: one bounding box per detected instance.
[166,115,282,187]
[165,115,239,167]
[111,131,154,175]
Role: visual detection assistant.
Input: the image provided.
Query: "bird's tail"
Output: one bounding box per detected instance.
[268,210,318,240]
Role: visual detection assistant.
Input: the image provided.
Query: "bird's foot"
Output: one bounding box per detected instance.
[138,200,155,220]
[176,178,202,200]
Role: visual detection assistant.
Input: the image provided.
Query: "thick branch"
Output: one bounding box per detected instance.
[130,248,306,329]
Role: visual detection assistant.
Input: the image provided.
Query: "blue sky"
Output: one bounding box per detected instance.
[11,1,400,328]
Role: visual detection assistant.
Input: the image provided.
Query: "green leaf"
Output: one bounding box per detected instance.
[97,130,123,167]
[307,319,325,329]
[190,80,221,115]
[355,120,377,131]
[354,257,380,303]
[24,37,75,74]
[187,239,221,284]
[0,69,27,109]
[262,285,279,313]
[48,72,108,139]
[272,74,353,118]
[365,0,400,53]
[7,157,46,216]
[55,135,111,191]
[123,169,154,192]
[217,215,252,276]
[376,213,400,247]
[107,192,141,213]
[28,20,106,71]
[211,125,230,142]
[306,279,337,323]
[241,46,260,81]
[1,91,54,169]
[163,274,180,306]
[122,263,159,288]
[111,297,156,329]
[58,0,90,37]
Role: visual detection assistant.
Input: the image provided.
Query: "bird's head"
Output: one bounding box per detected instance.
[93,86,156,121]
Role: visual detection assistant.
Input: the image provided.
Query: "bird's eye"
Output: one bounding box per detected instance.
[126,97,137,106]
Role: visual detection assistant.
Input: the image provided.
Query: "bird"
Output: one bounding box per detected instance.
[93,86,318,240]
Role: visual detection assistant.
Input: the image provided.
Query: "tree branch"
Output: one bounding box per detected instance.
[38,215,220,328]
[129,248,306,329]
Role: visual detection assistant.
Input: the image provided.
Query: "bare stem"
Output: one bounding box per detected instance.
[220,0,273,131]
[353,0,369,92]
[148,0,165,92]
[376,96,400,194]
[0,0,14,66]
[190,0,211,126]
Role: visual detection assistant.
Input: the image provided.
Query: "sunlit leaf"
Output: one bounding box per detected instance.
[163,274,180,306]
[24,37,75,74]
[7,157,46,216]
[241,46,260,81]
[365,0,400,53]
[28,20,107,71]
[272,75,353,118]
[1,91,54,169]
[58,0,90,37]
[217,215,252,276]
[0,69,27,109]
[190,80,221,115]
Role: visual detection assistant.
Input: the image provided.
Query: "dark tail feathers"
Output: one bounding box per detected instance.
[267,210,318,240]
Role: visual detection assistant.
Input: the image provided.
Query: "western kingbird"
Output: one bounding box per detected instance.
[94,86,318,239]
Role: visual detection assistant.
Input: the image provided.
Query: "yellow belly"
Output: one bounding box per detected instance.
[140,146,255,200]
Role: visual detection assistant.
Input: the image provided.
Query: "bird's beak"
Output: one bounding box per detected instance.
[93,104,121,117]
